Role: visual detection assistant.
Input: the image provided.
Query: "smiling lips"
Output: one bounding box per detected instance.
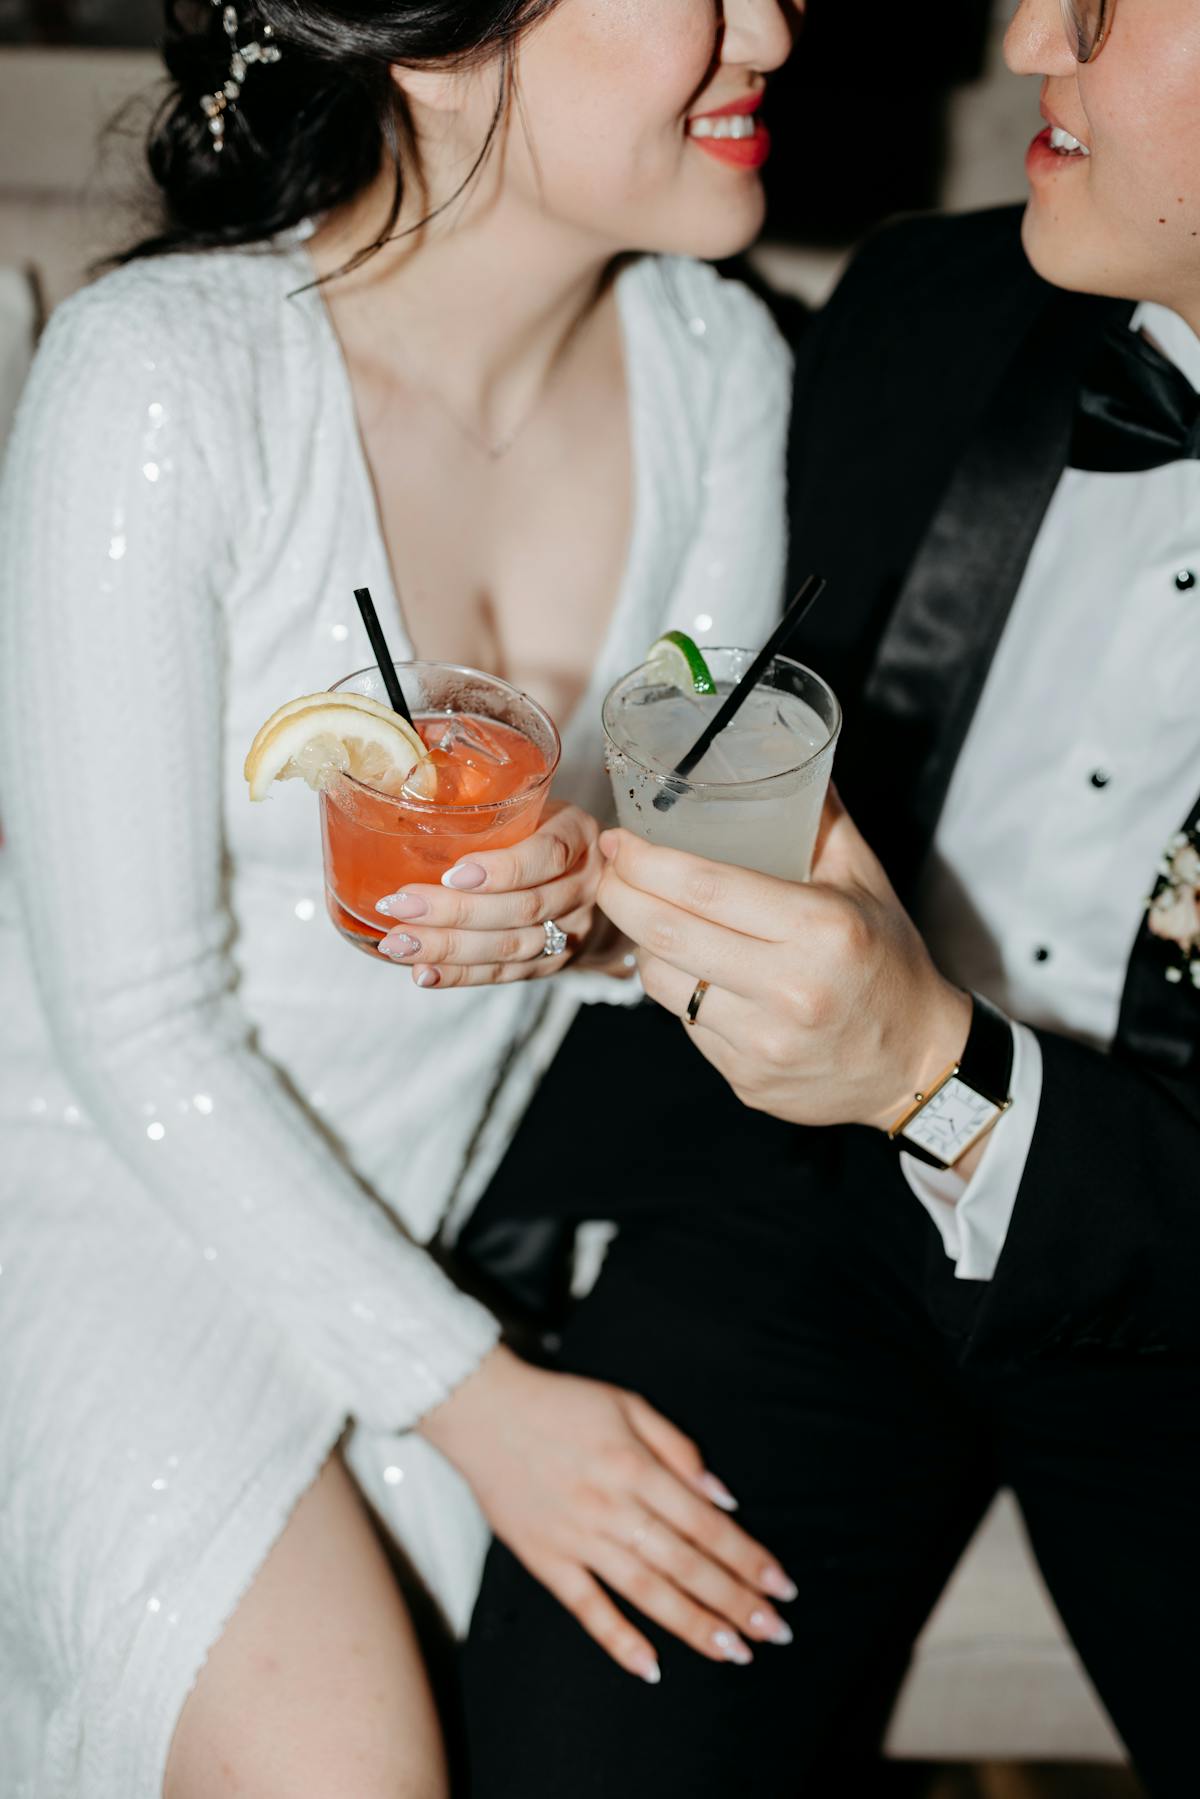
[1028,101,1092,172]
[1026,113,1091,185]
[1047,124,1090,155]
[686,93,771,171]
[1030,123,1091,158]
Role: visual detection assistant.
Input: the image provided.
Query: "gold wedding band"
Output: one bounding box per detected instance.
[685,979,710,1027]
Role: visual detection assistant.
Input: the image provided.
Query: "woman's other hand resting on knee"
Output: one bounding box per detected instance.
[419,1345,797,1682]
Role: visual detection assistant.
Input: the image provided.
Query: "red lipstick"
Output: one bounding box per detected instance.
[686,91,771,172]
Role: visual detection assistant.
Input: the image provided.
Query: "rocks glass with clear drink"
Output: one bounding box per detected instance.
[602,648,841,880]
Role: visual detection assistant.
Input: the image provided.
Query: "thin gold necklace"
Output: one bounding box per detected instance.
[414,300,595,463]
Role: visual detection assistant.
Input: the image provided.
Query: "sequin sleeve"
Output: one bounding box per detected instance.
[0,277,499,1434]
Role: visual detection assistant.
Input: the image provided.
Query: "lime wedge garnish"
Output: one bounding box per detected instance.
[646,630,716,695]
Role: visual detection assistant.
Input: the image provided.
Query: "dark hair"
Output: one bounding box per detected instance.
[121,0,563,264]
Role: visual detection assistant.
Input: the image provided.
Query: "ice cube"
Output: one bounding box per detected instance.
[693,733,745,783]
[433,716,513,768]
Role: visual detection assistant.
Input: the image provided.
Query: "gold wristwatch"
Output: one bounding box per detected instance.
[887,993,1014,1172]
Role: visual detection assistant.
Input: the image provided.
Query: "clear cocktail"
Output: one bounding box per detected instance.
[603,647,840,880]
[321,663,560,955]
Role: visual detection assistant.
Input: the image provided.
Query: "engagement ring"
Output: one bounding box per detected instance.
[541,918,568,958]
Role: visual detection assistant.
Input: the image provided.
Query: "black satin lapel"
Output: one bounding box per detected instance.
[845,293,1133,896]
[1116,793,1200,1075]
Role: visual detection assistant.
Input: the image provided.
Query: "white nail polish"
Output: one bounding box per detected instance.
[712,1630,752,1666]
[415,968,439,988]
[379,932,420,960]
[750,1610,793,1646]
[698,1472,739,1512]
[633,1653,661,1685]
[761,1566,799,1603]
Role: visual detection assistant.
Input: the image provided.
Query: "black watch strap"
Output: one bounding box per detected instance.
[895,992,1015,1169]
[959,991,1015,1104]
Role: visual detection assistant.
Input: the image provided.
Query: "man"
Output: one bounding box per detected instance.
[461,0,1200,1791]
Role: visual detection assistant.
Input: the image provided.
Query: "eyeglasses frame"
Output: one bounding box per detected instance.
[1060,0,1114,63]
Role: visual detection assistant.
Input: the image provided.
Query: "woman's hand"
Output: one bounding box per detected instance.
[419,1345,797,1683]
[373,802,614,988]
[595,788,973,1134]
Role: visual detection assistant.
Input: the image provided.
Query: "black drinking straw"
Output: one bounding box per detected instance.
[652,574,828,814]
[353,586,415,728]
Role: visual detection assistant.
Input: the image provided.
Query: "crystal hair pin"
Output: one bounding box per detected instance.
[199,0,282,152]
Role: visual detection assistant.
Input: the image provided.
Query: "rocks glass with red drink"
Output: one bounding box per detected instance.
[320,662,561,956]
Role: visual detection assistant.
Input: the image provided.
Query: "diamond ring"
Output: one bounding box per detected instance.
[541,918,569,958]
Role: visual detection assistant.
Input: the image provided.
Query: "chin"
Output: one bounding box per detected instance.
[1020,200,1100,296]
[1020,199,1136,302]
[657,188,768,264]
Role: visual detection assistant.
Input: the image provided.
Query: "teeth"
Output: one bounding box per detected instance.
[1049,125,1090,155]
[689,114,758,141]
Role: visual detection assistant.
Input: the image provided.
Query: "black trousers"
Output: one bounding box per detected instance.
[459,1002,1199,1798]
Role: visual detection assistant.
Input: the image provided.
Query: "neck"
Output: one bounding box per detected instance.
[309,159,618,438]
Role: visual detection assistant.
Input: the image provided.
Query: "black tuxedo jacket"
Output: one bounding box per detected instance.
[783,206,1200,1368]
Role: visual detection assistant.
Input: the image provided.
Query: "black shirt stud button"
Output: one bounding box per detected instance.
[1175,569,1196,591]
[1033,945,1052,963]
[1089,769,1111,789]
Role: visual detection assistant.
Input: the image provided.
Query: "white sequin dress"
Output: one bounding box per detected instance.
[0,241,790,1796]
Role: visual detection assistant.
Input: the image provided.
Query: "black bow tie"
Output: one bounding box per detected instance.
[1069,323,1200,472]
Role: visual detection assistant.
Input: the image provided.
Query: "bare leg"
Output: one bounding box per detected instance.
[164,1454,449,1799]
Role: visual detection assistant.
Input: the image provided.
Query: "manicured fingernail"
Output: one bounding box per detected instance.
[698,1472,739,1512]
[379,932,421,960]
[442,862,486,890]
[761,1566,798,1603]
[712,1630,753,1666]
[598,832,618,861]
[415,967,441,988]
[749,1610,793,1646]
[376,891,427,920]
[632,1651,661,1685]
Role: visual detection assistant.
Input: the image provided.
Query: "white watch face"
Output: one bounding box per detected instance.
[901,1076,1003,1165]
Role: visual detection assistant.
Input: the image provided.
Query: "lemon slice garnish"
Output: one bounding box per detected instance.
[244,693,435,802]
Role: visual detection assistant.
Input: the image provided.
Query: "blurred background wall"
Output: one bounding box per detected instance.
[766,0,994,243]
[0,0,158,42]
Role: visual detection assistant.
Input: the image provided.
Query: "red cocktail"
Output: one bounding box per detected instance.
[319,663,560,956]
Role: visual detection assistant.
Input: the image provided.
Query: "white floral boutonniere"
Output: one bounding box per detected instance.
[1146,828,1200,986]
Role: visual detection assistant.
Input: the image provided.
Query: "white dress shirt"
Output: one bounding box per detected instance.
[904,302,1200,1279]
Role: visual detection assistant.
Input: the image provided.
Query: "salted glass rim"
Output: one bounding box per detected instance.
[328,660,561,816]
[602,648,842,793]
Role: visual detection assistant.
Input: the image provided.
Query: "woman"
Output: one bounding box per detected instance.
[0,0,801,1793]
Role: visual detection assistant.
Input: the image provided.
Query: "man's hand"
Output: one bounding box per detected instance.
[595,787,972,1133]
